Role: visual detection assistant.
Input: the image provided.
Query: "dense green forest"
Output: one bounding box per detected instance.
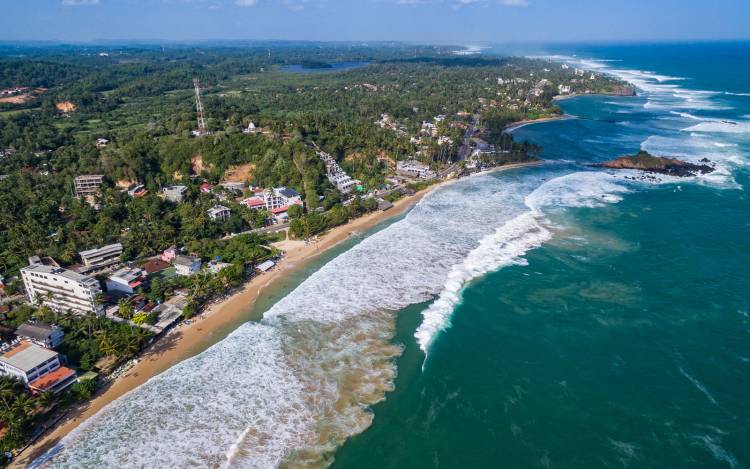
[0,43,628,276]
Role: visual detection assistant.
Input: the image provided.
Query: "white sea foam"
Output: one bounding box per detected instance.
[33,169,551,468]
[415,170,633,355]
[682,120,750,134]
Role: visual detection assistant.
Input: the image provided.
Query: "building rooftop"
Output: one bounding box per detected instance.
[0,341,58,373]
[109,267,144,284]
[15,323,60,342]
[29,366,75,392]
[22,264,99,287]
[277,187,300,198]
[79,243,123,258]
[173,255,200,267]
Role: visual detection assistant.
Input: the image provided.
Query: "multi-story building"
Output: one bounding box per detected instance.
[0,340,76,393]
[21,264,104,315]
[106,266,145,295]
[79,243,123,268]
[207,205,231,221]
[15,322,65,349]
[73,174,104,198]
[396,160,437,179]
[173,255,202,277]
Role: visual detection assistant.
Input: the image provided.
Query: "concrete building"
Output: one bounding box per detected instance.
[0,340,76,393]
[21,264,104,315]
[207,205,231,221]
[163,185,187,203]
[15,323,64,349]
[73,174,104,198]
[173,255,202,277]
[396,160,437,179]
[240,196,265,210]
[79,243,123,268]
[274,187,303,206]
[106,267,145,295]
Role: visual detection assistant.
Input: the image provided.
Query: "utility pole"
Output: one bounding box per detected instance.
[193,78,208,136]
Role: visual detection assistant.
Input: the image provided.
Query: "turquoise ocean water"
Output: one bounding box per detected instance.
[34,43,750,468]
[332,43,750,468]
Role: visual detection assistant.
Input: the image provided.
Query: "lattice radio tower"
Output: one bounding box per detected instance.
[193,78,208,136]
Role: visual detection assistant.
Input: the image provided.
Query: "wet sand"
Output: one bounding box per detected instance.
[12,186,435,468]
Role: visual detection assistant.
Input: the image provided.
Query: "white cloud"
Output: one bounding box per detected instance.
[62,0,101,5]
[499,0,528,6]
[235,0,258,5]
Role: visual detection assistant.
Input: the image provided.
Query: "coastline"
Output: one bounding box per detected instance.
[504,114,572,133]
[13,160,541,467]
[12,186,433,467]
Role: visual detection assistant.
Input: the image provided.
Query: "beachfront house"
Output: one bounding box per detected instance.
[173,255,202,276]
[0,340,76,393]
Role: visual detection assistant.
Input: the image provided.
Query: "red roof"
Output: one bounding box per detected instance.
[29,366,76,392]
[200,182,214,193]
[242,197,265,207]
[142,258,170,274]
[271,207,288,214]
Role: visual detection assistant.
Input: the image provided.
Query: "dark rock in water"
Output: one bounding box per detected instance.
[592,150,714,177]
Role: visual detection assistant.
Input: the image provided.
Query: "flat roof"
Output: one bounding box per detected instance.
[22,264,98,285]
[15,323,60,341]
[79,243,123,258]
[0,341,58,372]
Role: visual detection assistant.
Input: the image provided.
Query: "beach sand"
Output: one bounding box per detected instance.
[13,161,540,467]
[12,185,434,467]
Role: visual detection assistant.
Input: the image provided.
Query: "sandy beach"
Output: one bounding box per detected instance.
[13,161,540,467]
[11,183,438,467]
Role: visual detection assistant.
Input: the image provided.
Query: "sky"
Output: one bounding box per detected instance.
[2,0,750,44]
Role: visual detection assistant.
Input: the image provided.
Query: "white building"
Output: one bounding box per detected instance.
[558,84,571,95]
[243,122,258,134]
[106,267,145,295]
[79,243,123,268]
[274,187,303,206]
[21,264,104,315]
[173,255,202,277]
[207,205,231,221]
[163,185,187,203]
[240,196,265,210]
[396,160,437,179]
[317,150,360,194]
[0,340,76,393]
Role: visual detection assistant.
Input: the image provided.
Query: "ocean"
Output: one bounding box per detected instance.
[34,42,750,468]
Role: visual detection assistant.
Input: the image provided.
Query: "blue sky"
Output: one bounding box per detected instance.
[3,0,750,43]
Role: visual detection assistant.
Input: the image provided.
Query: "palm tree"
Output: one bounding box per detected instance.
[36,391,56,411]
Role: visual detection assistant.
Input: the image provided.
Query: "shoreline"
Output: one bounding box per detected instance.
[12,186,433,467]
[504,114,572,133]
[12,161,541,467]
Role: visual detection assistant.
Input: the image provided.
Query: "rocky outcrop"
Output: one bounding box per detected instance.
[593,151,714,177]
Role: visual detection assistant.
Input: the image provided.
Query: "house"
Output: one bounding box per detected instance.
[271,207,289,224]
[15,323,64,349]
[256,260,276,273]
[163,185,187,203]
[160,246,178,263]
[243,122,258,134]
[0,340,76,393]
[21,264,104,316]
[95,138,109,149]
[199,182,214,194]
[240,196,265,210]
[127,184,148,197]
[207,205,231,221]
[142,258,170,275]
[558,84,571,95]
[396,160,437,179]
[106,267,145,295]
[173,255,201,276]
[73,174,104,198]
[274,187,303,206]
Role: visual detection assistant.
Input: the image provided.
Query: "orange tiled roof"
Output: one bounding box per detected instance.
[29,366,76,391]
[1,341,32,358]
